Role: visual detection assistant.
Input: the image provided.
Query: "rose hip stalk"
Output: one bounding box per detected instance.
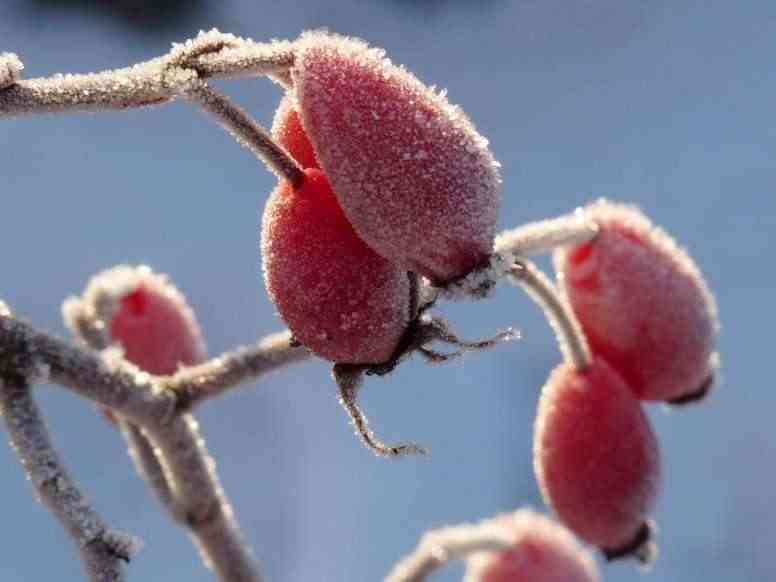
[291,31,502,284]
[555,200,719,403]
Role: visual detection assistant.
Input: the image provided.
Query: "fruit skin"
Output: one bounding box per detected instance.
[106,268,207,375]
[555,200,719,402]
[534,358,660,554]
[271,92,320,170]
[464,509,600,582]
[262,168,412,364]
[292,31,502,284]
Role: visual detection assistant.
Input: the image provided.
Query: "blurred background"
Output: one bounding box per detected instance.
[1,1,773,580]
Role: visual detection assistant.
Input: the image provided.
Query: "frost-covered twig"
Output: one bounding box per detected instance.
[508,261,591,370]
[170,330,310,409]
[494,210,599,258]
[0,30,294,118]
[0,353,135,581]
[385,520,512,582]
[144,414,262,582]
[186,81,305,186]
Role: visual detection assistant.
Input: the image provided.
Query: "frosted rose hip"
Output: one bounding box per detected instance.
[292,31,502,284]
[271,92,319,170]
[262,168,413,364]
[555,200,719,402]
[464,509,600,582]
[534,358,659,558]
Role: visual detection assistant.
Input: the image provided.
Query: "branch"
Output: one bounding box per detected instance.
[170,330,311,409]
[0,30,295,118]
[145,414,263,582]
[0,330,136,581]
[494,210,599,258]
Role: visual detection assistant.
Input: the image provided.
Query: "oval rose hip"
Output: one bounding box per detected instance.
[464,509,600,582]
[534,358,660,561]
[262,168,413,364]
[291,31,502,284]
[554,200,719,402]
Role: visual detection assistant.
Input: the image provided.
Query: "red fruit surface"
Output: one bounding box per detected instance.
[292,31,502,284]
[555,200,719,402]
[534,358,660,553]
[262,168,412,364]
[465,509,600,582]
[107,270,207,375]
[271,93,319,169]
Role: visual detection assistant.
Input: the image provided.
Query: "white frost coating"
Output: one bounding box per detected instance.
[293,31,502,283]
[434,252,512,301]
[0,53,23,89]
[495,209,599,258]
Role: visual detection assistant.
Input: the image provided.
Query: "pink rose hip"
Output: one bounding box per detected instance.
[464,509,600,582]
[534,358,660,561]
[555,200,719,402]
[291,31,502,284]
[262,168,413,364]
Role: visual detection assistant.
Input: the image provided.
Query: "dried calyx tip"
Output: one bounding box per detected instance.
[602,521,657,565]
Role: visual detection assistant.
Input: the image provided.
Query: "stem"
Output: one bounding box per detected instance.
[385,522,512,582]
[508,260,591,370]
[185,82,305,186]
[494,211,599,258]
[0,30,295,118]
[0,376,131,582]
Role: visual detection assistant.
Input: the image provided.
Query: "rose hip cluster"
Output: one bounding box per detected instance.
[533,200,719,562]
[261,31,501,367]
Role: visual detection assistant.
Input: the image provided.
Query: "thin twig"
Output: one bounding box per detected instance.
[0,30,294,118]
[508,260,591,370]
[144,414,263,582]
[170,330,311,409]
[185,82,305,186]
[0,374,134,582]
[385,521,512,582]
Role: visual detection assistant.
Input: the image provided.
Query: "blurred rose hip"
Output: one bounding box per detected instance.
[291,31,502,284]
[464,509,600,582]
[534,357,660,560]
[555,200,719,403]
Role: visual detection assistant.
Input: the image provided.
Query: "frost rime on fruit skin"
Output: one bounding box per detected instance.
[464,509,600,582]
[262,168,412,364]
[555,200,719,402]
[292,31,502,284]
[534,358,660,557]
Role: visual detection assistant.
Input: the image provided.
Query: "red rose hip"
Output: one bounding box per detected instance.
[555,200,719,403]
[291,31,502,284]
[261,168,413,364]
[534,358,660,560]
[271,92,319,170]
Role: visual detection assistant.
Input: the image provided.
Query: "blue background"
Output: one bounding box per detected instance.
[1,1,773,580]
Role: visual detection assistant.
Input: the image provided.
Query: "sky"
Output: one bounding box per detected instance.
[1,1,775,581]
